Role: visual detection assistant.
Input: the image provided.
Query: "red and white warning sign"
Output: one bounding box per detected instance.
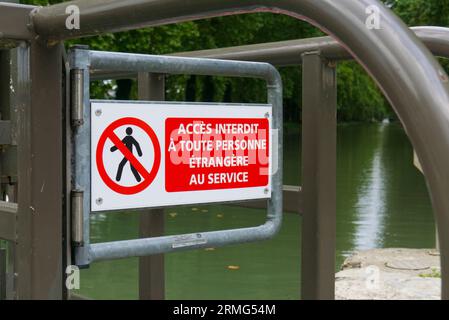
[91,101,272,212]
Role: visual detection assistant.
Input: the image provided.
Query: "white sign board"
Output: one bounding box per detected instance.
[91,101,273,212]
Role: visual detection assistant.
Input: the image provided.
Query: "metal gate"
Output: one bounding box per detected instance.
[68,47,283,266]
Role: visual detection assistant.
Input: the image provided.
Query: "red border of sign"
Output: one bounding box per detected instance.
[96,117,161,195]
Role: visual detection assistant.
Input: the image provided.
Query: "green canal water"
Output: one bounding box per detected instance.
[75,123,435,299]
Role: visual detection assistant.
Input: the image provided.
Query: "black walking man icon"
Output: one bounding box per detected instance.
[96,117,161,196]
[110,127,143,182]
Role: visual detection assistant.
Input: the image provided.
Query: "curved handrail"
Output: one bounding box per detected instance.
[32,0,449,299]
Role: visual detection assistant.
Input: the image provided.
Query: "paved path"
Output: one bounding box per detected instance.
[335,248,441,300]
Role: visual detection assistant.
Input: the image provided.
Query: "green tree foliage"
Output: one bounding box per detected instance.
[337,62,388,122]
[387,0,449,26]
[21,0,449,122]
[386,0,449,120]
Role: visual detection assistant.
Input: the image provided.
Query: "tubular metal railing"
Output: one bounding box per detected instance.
[2,0,449,299]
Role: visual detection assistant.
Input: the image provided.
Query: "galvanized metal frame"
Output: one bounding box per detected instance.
[69,48,283,265]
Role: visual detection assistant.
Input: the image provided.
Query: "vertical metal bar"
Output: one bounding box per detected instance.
[301,52,337,300]
[0,248,6,300]
[70,60,86,251]
[15,41,64,299]
[137,73,165,300]
[3,38,17,294]
[5,39,21,300]
[5,44,20,300]
[6,242,14,300]
[5,36,20,300]
[62,46,72,301]
[4,185,16,300]
[70,47,91,267]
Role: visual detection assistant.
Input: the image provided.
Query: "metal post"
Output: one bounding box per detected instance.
[1,0,21,295]
[15,40,65,299]
[1,0,21,297]
[138,73,165,300]
[1,47,17,301]
[301,53,337,300]
[0,50,8,204]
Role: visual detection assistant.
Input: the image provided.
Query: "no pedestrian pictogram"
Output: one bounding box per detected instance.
[96,117,161,195]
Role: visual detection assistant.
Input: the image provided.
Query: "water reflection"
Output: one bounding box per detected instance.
[353,124,387,250]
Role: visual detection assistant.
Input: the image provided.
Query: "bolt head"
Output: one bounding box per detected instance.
[95,109,102,117]
[96,198,103,205]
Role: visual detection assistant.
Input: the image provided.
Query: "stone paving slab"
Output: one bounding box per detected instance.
[335,248,441,300]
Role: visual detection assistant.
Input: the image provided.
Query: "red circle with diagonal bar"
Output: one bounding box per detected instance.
[96,117,161,195]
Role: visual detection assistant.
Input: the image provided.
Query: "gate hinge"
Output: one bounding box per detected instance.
[71,190,84,246]
[70,69,84,126]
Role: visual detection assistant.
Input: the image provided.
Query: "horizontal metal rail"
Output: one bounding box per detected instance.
[237,185,301,213]
[89,51,281,82]
[91,27,449,80]
[175,26,449,63]
[0,201,17,242]
[70,48,283,264]
[0,3,35,41]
